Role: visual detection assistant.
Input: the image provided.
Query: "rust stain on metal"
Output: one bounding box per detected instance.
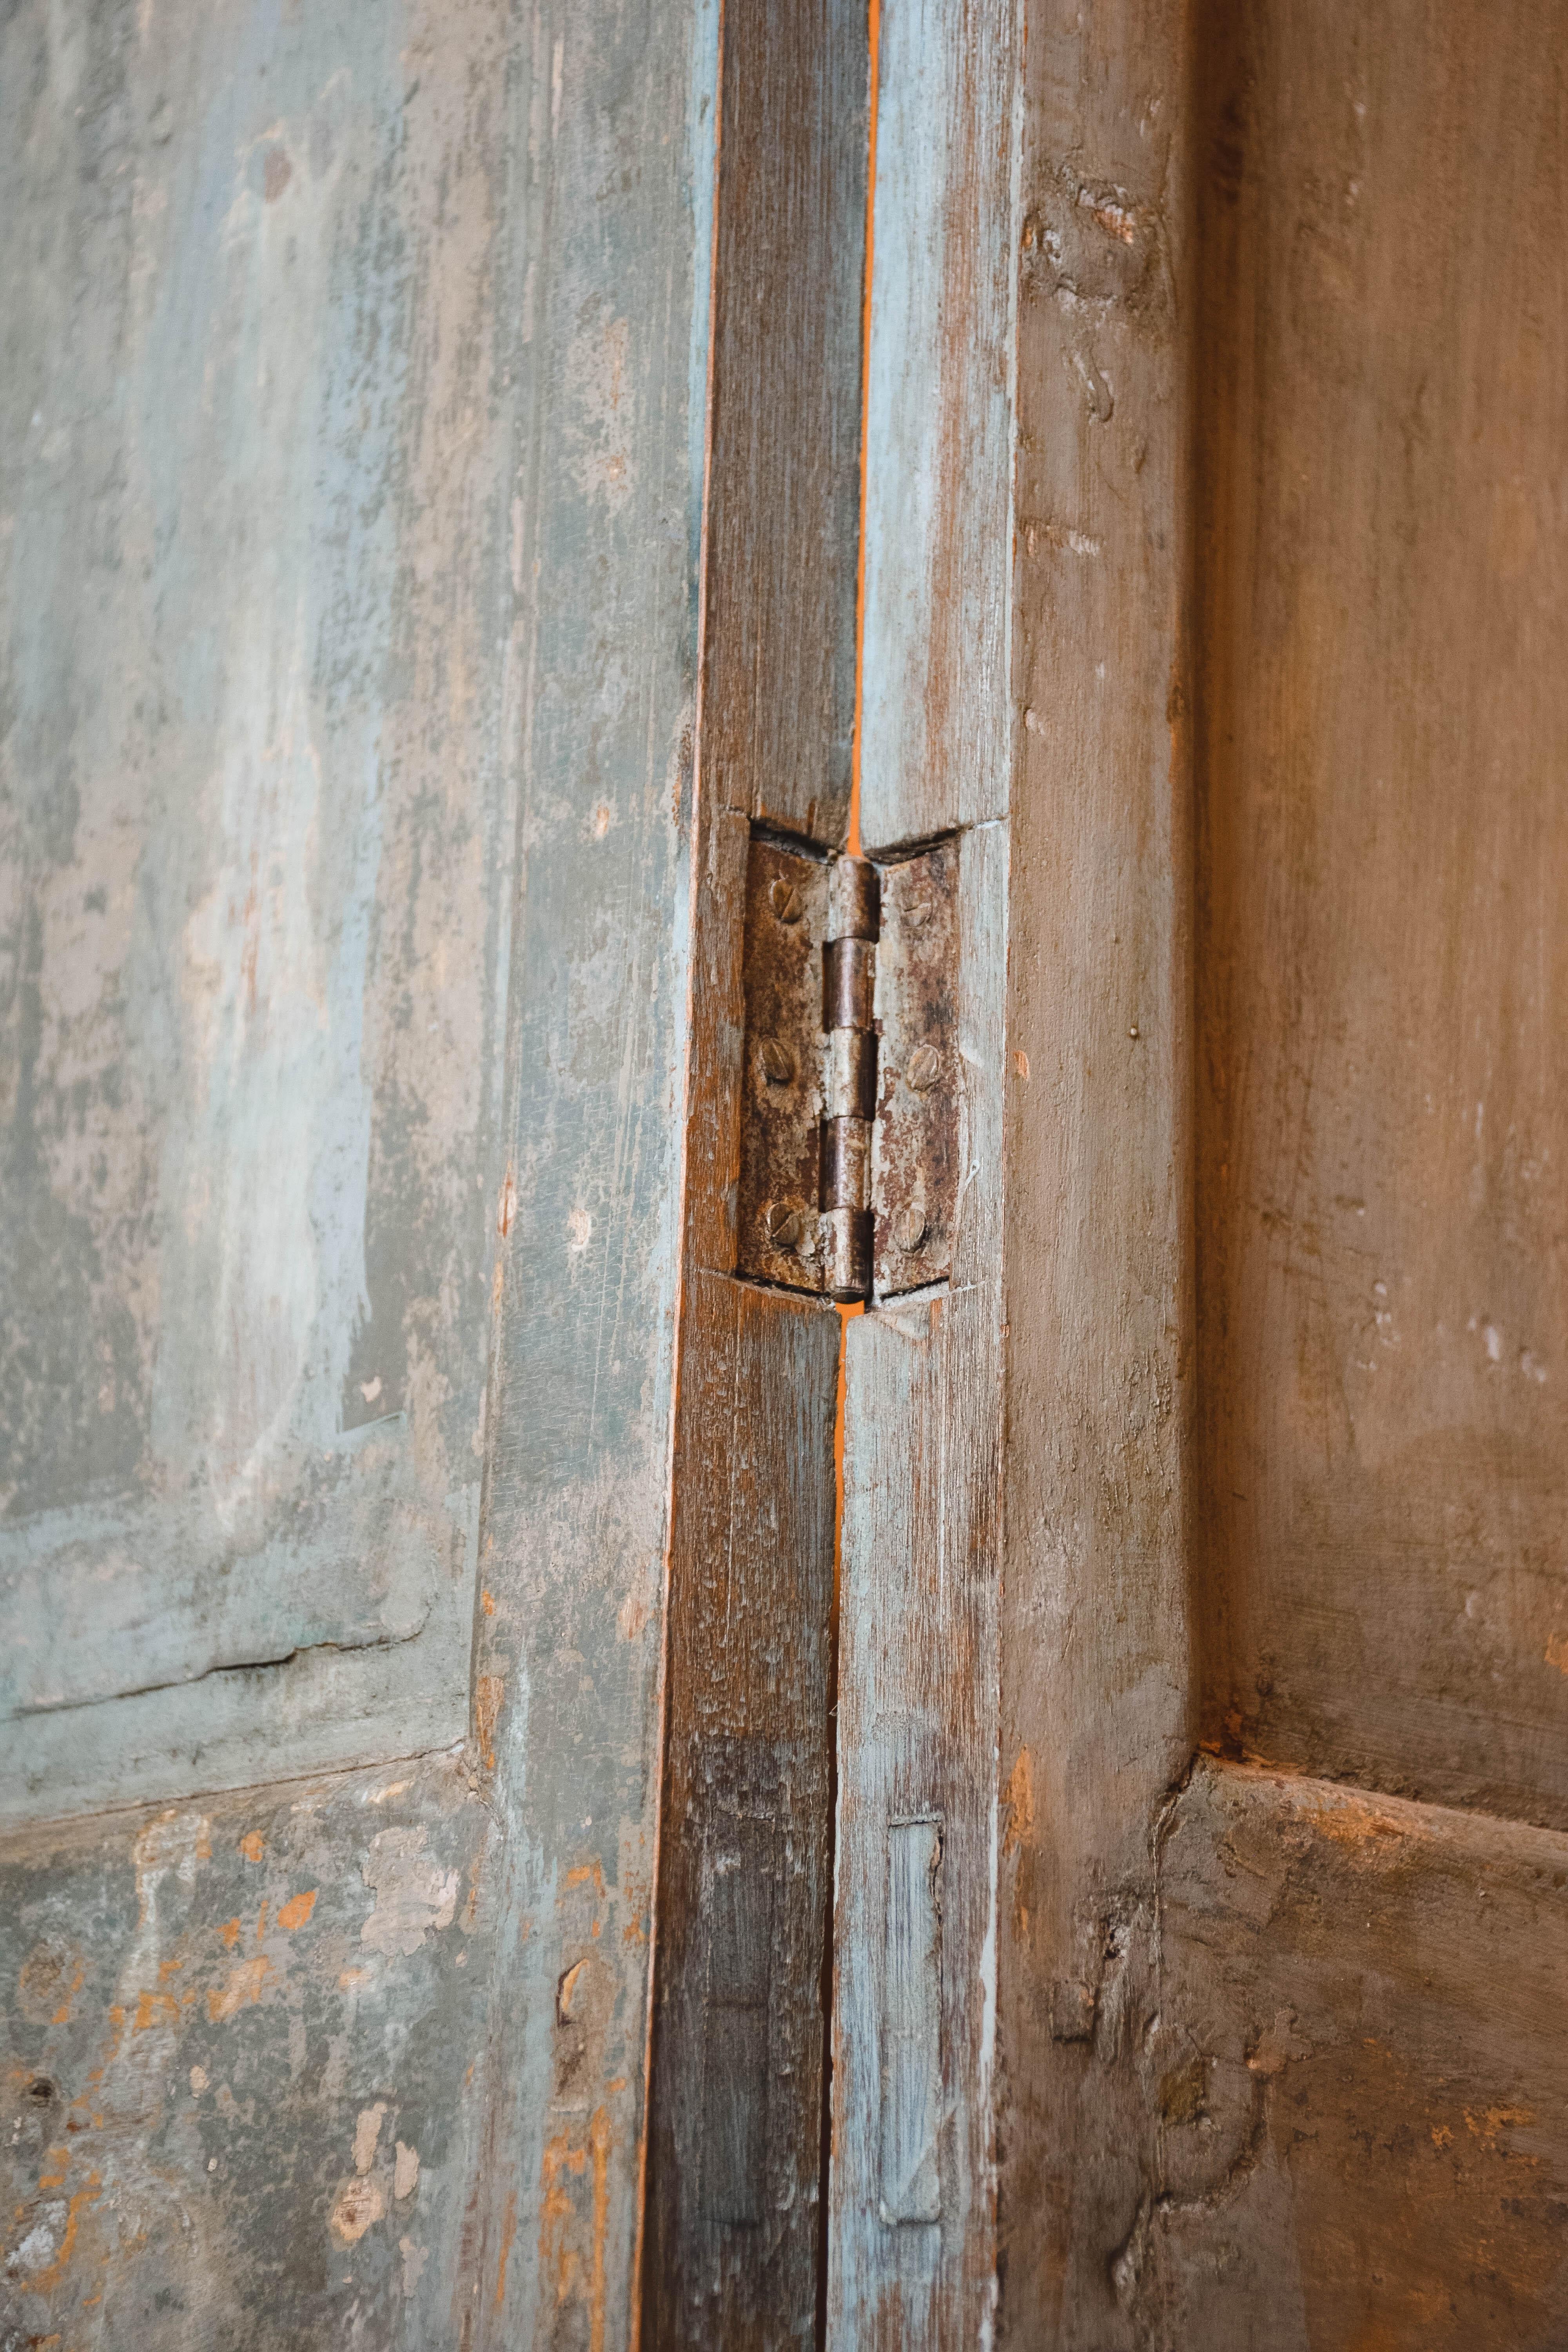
[871,838,960,1298]
[736,838,830,1292]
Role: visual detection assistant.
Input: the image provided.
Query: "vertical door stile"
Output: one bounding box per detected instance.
[829,2,1022,2345]
[994,3,1195,2335]
[643,2,868,2345]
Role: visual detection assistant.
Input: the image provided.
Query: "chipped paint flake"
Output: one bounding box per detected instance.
[353,2102,387,2174]
[330,2174,386,2247]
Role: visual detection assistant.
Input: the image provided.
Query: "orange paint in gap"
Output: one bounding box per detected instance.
[848,0,880,867]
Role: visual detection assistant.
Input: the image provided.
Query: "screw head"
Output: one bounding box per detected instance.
[769,878,804,923]
[905,1042,942,1092]
[763,1200,804,1249]
[759,1038,796,1085]
[894,1207,927,1254]
[904,898,933,929]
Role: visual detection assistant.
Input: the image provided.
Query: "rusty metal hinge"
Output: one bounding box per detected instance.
[736,833,959,1303]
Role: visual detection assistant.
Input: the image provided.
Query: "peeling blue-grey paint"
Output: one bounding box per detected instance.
[3,0,716,2337]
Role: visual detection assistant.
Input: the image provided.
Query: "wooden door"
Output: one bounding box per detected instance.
[6,0,1566,2343]
[648,0,1568,2343]
[999,1,1568,2345]
[1,1,717,2342]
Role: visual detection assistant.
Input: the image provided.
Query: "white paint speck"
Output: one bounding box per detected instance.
[11,2208,64,2273]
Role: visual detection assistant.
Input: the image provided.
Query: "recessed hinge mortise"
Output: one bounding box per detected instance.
[737,830,959,1304]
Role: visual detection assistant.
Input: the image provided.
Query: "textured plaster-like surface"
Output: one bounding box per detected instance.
[1,1753,497,2347]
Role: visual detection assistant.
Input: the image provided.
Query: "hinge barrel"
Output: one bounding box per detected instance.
[820,857,879,1301]
[824,936,876,1031]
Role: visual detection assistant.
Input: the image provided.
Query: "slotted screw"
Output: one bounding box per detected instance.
[763,1201,804,1249]
[759,1038,796,1084]
[906,1043,942,1092]
[894,1207,927,1254]
[769,878,804,924]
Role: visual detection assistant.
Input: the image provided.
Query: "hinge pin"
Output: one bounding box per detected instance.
[820,857,880,1301]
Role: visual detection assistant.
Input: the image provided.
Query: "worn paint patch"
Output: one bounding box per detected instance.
[330,2173,386,2247]
[352,2102,387,2174]
[359,1827,459,1957]
[207,1956,270,2022]
[537,2108,613,2347]
[474,1672,505,1771]
[1302,1793,1408,1849]
[133,1813,211,1927]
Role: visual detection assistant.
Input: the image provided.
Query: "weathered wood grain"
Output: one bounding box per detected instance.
[641,1,869,2338]
[1193,0,1568,1830]
[703,0,868,850]
[830,820,1009,2347]
[453,4,724,2344]
[0,0,519,1825]
[859,0,1020,855]
[2,0,724,2332]
[1143,1759,1568,2348]
[828,5,1018,2326]
[645,1273,839,2347]
[995,1,1194,2339]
